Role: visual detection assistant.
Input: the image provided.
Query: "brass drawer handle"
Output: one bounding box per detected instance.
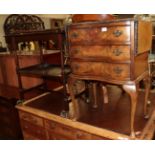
[76,133,83,138]
[113,67,123,74]
[71,32,79,38]
[50,122,56,129]
[61,127,71,132]
[113,30,123,37]
[113,49,123,56]
[72,48,80,54]
[22,115,37,124]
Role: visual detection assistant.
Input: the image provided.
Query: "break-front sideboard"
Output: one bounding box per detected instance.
[66,18,152,138]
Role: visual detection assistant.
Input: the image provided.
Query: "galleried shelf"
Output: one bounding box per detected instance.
[4,15,71,115]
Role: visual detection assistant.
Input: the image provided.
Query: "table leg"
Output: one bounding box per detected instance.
[143,75,151,118]
[92,82,98,108]
[67,76,80,120]
[123,83,138,138]
[101,85,108,104]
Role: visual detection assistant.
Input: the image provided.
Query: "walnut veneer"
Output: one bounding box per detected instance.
[66,18,152,138]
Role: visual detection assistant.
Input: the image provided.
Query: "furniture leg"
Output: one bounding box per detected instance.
[67,76,80,120]
[101,84,108,104]
[85,81,91,104]
[123,83,138,138]
[143,75,151,118]
[92,82,98,108]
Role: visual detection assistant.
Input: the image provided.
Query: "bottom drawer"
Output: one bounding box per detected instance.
[47,131,73,140]
[45,119,105,140]
[71,61,130,81]
[21,120,46,140]
[23,131,38,140]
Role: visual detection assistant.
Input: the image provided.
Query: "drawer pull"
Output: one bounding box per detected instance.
[71,33,79,38]
[76,133,83,138]
[50,123,56,129]
[113,67,123,74]
[61,127,71,132]
[72,48,80,54]
[22,115,37,124]
[113,49,123,56]
[113,30,123,37]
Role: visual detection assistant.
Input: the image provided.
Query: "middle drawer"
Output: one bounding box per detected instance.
[69,45,130,62]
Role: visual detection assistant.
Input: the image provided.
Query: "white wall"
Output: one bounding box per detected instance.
[0,15,8,47]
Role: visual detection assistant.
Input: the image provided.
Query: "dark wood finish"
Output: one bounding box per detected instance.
[66,18,152,138]
[4,29,66,102]
[0,97,23,139]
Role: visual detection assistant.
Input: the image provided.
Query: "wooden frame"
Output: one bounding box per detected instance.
[50,19,64,29]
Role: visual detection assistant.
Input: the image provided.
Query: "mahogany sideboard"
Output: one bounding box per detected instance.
[16,88,155,140]
[66,18,152,138]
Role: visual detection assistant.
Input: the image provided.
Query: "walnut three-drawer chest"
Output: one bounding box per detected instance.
[66,18,152,138]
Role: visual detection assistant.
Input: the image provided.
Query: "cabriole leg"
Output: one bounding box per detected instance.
[143,75,151,118]
[123,83,138,138]
[67,76,80,120]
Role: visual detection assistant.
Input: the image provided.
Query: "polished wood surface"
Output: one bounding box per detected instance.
[66,18,152,138]
[16,86,155,140]
[72,14,115,23]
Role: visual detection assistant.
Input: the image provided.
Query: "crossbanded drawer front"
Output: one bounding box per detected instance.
[47,131,73,140]
[19,111,43,127]
[71,61,130,80]
[69,26,130,43]
[45,120,99,140]
[70,45,130,61]
[45,120,76,139]
[21,120,46,140]
[22,131,39,140]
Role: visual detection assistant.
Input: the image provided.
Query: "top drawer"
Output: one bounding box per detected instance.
[68,26,130,44]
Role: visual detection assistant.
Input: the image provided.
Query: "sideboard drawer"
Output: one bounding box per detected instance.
[71,61,130,80]
[45,119,104,140]
[21,120,46,140]
[69,26,130,44]
[45,119,76,139]
[19,111,43,127]
[70,45,130,61]
[22,131,38,140]
[47,131,73,140]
